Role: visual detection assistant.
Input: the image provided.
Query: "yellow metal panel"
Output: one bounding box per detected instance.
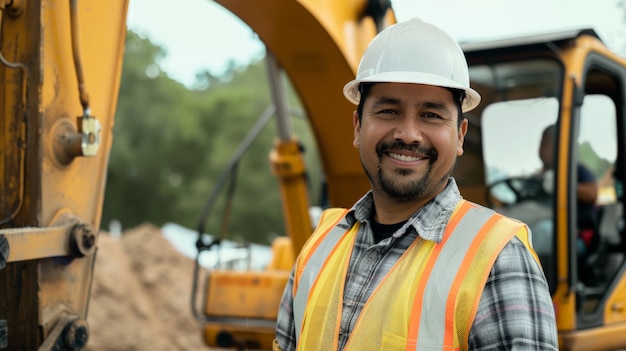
[559,322,626,351]
[551,35,589,332]
[41,0,128,229]
[38,0,129,326]
[0,0,128,347]
[204,270,289,319]
[604,273,626,324]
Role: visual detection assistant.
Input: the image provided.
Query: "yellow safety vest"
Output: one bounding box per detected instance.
[292,200,538,351]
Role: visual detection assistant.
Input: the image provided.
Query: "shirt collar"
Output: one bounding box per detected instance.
[347,178,462,243]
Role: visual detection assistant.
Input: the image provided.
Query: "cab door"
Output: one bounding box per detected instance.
[560,43,626,350]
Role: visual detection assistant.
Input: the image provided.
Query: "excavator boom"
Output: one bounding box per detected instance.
[0,1,128,349]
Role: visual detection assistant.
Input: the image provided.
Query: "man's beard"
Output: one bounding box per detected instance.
[366,140,450,202]
[378,166,432,202]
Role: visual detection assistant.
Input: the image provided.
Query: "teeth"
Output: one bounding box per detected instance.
[389,152,421,162]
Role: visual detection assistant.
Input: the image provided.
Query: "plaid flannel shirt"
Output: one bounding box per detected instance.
[275,178,558,351]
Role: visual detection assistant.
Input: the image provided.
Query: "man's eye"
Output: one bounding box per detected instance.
[422,112,441,119]
[378,109,399,115]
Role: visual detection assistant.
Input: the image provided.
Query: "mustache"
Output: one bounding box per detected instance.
[376,141,438,162]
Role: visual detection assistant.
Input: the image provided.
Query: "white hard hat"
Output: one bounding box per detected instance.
[343,18,481,112]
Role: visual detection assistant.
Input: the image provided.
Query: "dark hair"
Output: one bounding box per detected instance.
[356,83,374,122]
[355,83,465,127]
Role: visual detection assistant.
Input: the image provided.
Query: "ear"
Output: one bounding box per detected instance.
[352,110,360,148]
[457,117,468,156]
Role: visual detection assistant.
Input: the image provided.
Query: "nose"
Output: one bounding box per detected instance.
[392,116,423,144]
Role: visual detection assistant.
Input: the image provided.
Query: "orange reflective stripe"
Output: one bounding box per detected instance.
[298,208,348,270]
[406,200,473,349]
[333,240,355,351]
[462,223,524,350]
[294,208,349,293]
[443,213,501,348]
[304,230,356,306]
[297,224,360,350]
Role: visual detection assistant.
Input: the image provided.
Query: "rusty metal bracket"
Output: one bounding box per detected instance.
[0,214,96,263]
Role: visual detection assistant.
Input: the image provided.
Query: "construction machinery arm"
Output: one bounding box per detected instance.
[0,0,128,349]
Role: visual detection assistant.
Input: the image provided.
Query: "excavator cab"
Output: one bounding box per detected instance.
[458,29,626,350]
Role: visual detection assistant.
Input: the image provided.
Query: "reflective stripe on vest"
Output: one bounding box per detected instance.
[293,208,353,343]
[293,200,531,350]
[411,200,490,349]
[410,201,522,350]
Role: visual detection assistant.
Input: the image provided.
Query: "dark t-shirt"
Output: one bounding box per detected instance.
[370,218,407,243]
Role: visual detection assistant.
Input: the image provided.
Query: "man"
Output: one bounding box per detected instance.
[539,124,600,284]
[274,18,558,351]
[539,124,599,252]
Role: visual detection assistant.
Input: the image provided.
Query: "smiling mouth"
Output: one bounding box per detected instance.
[387,152,424,162]
[376,141,438,165]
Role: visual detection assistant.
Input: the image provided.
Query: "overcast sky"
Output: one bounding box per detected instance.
[127,0,626,87]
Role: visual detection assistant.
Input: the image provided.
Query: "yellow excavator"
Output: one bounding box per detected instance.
[2,0,626,350]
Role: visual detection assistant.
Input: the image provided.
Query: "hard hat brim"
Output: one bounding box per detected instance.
[343,71,481,113]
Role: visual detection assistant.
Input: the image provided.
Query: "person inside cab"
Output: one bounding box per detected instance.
[539,124,599,255]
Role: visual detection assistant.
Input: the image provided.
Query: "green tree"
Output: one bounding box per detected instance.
[102,31,321,245]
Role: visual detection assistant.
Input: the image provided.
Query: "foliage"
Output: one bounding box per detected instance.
[102,31,321,245]
[579,141,612,181]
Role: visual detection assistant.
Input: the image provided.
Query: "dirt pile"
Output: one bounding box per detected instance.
[86,224,210,350]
